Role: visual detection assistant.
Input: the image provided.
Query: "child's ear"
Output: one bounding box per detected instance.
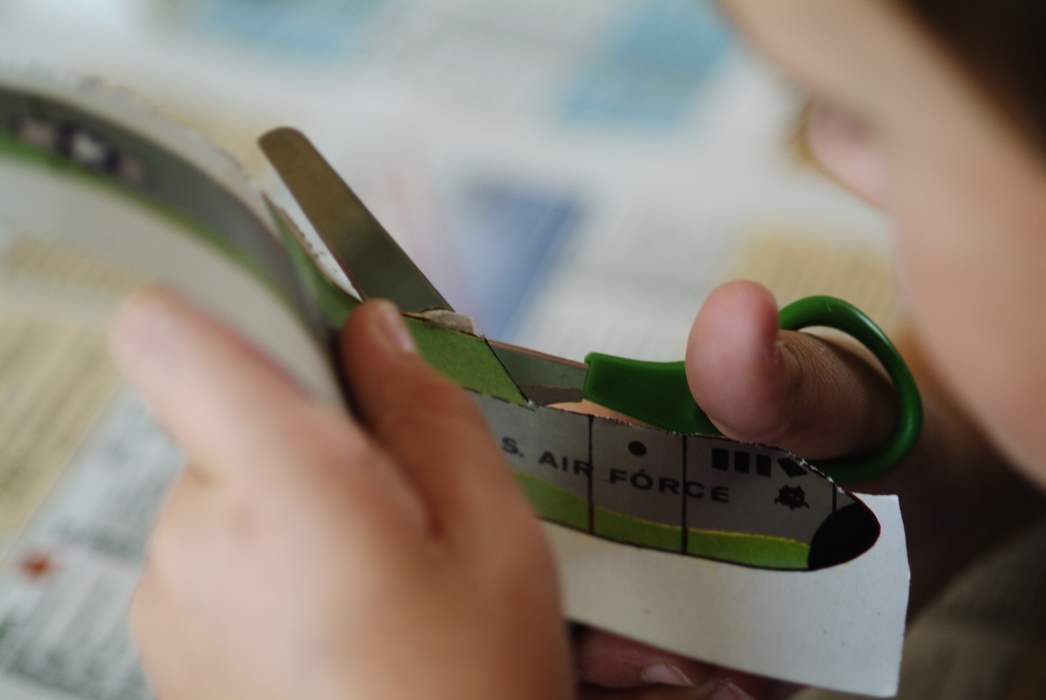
[804,98,887,207]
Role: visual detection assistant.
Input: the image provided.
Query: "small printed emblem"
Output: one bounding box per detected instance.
[775,485,810,510]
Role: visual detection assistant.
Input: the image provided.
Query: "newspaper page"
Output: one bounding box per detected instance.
[0,233,174,699]
[0,391,176,700]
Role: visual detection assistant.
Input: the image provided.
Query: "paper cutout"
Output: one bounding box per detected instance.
[0,65,910,696]
[552,494,908,696]
[474,393,880,570]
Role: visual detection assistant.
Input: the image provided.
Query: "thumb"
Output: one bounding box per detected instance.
[686,281,896,460]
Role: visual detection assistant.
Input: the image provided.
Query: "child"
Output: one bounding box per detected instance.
[109,1,1046,698]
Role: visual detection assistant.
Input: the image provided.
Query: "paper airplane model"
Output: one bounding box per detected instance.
[0,68,917,696]
[259,127,921,571]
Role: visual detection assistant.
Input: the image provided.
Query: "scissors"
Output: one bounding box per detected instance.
[259,127,922,572]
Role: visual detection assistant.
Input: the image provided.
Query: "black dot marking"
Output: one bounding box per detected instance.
[628,440,647,456]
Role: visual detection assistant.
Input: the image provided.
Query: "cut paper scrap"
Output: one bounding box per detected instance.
[550,494,909,697]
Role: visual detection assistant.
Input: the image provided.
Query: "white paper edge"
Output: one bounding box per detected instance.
[546,493,908,696]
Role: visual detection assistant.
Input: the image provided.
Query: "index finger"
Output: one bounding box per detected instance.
[108,289,338,477]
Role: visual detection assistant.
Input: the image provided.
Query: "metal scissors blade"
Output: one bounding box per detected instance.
[259,127,453,314]
[487,340,588,405]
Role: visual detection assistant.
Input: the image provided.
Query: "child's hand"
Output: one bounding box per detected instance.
[574,278,1046,697]
[110,290,572,700]
[569,280,895,700]
[111,282,1041,700]
[682,279,1043,616]
[685,280,901,461]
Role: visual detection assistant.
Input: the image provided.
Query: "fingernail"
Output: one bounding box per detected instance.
[373,301,415,353]
[640,663,694,687]
[709,682,755,700]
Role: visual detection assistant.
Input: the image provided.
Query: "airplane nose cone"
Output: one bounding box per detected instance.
[807,502,881,570]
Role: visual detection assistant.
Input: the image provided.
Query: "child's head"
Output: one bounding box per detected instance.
[719,0,1046,485]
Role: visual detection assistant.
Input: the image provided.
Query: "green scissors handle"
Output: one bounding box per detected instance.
[582,295,923,484]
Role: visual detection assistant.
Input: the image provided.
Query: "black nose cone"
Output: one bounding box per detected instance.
[807,501,881,570]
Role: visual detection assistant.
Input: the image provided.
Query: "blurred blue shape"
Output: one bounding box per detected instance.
[451,182,584,340]
[561,0,732,128]
[179,0,388,60]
